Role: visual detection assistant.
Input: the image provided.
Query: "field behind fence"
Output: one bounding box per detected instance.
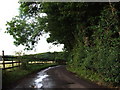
[0,55,55,71]
[0,51,65,71]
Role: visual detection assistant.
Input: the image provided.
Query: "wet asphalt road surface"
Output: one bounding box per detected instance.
[11,65,108,90]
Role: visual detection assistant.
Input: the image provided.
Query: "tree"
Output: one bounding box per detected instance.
[14,50,25,56]
[6,2,108,51]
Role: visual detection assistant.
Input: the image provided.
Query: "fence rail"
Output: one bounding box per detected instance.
[0,51,20,70]
[0,56,21,70]
[2,65,20,70]
[0,55,55,71]
[0,61,20,64]
[0,51,65,71]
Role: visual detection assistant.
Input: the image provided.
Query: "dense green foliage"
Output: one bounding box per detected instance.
[6,2,120,87]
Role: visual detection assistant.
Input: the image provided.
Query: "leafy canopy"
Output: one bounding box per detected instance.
[6,2,107,51]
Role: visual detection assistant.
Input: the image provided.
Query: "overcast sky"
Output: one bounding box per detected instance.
[0,0,64,56]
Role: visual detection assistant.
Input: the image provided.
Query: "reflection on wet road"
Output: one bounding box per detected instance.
[14,65,103,89]
[14,66,60,89]
[33,66,58,88]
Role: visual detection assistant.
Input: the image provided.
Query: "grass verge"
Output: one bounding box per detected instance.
[67,66,120,88]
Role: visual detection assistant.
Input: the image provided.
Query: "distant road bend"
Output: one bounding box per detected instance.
[12,65,109,89]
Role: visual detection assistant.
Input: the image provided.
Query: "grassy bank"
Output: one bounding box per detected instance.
[2,63,57,88]
[67,66,104,86]
[67,66,120,88]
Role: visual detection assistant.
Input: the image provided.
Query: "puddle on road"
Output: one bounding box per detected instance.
[32,75,49,88]
[13,65,61,89]
[30,66,60,88]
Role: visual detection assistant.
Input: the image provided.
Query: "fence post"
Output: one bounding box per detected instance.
[12,59,14,70]
[2,51,5,70]
[19,60,21,68]
[17,56,20,68]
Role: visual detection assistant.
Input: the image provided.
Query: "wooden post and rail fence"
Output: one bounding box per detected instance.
[0,51,66,71]
[0,51,21,70]
[0,51,56,71]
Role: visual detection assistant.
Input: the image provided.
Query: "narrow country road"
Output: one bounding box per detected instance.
[12,65,108,89]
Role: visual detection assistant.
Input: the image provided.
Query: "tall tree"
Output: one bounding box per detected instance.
[6,2,117,51]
